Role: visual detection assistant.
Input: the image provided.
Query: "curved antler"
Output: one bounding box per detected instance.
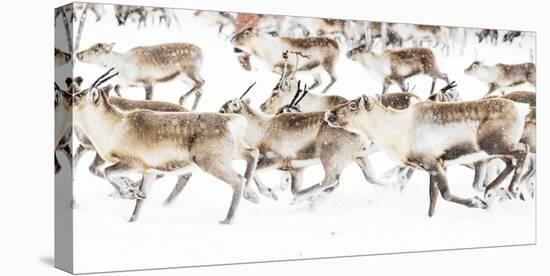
[279,50,289,80]
[91,67,116,88]
[290,51,311,78]
[239,81,257,99]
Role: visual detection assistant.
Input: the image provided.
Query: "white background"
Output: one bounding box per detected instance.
[0,0,548,275]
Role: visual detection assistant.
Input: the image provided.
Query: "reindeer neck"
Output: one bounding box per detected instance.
[356,105,412,159]
[98,51,129,70]
[240,103,272,145]
[74,99,125,159]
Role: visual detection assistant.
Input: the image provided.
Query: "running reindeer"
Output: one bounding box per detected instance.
[346,45,450,94]
[72,68,259,224]
[219,82,396,201]
[231,26,340,93]
[260,50,347,113]
[65,77,189,198]
[322,94,531,216]
[464,61,536,96]
[77,42,205,110]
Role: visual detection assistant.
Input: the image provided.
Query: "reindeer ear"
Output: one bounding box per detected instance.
[362,95,372,111]
[100,84,113,97]
[74,76,83,86]
[65,77,73,88]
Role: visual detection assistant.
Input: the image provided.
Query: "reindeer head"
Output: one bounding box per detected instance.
[260,50,308,113]
[54,48,71,66]
[464,60,483,75]
[324,95,384,129]
[275,81,308,115]
[76,43,116,65]
[230,27,260,47]
[346,43,370,61]
[71,68,117,113]
[219,82,256,114]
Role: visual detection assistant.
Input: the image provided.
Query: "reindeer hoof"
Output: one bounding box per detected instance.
[472,196,488,209]
[259,188,278,201]
[218,219,232,225]
[243,190,260,204]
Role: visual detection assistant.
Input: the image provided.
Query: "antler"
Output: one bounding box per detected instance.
[287,80,303,107]
[404,83,416,93]
[440,81,457,93]
[91,67,117,88]
[293,82,308,106]
[239,81,257,99]
[279,50,289,80]
[290,51,311,78]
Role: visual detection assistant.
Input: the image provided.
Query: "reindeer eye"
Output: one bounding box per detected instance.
[349,102,357,110]
[244,30,250,36]
[272,91,279,97]
[89,88,100,103]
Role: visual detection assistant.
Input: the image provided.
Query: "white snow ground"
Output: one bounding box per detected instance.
[55,6,536,274]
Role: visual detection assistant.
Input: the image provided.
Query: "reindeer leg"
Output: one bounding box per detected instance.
[429,162,488,214]
[308,72,322,91]
[321,61,337,94]
[73,144,91,172]
[193,155,244,224]
[240,147,260,204]
[428,174,439,217]
[179,68,205,110]
[55,155,61,174]
[253,174,278,201]
[144,83,153,100]
[103,162,144,200]
[88,153,106,178]
[506,143,529,198]
[128,173,156,222]
[483,158,515,206]
[163,173,192,206]
[519,155,535,200]
[472,160,488,192]
[290,169,305,196]
[354,156,394,188]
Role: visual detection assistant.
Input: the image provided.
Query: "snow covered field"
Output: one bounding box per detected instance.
[55,6,536,274]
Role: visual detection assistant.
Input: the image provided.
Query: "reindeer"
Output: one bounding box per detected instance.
[476,29,499,44]
[115,5,148,27]
[55,48,71,67]
[231,26,340,93]
[77,42,205,110]
[219,82,395,200]
[66,77,189,191]
[464,61,536,96]
[347,45,450,94]
[260,51,347,113]
[54,80,78,174]
[322,95,530,216]
[72,69,259,224]
[503,31,522,43]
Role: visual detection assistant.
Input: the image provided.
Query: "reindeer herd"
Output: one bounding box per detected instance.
[55,6,536,225]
